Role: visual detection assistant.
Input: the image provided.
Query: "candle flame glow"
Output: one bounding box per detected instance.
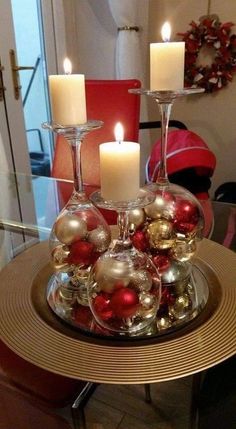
[63,58,72,75]
[114,122,124,142]
[161,22,171,42]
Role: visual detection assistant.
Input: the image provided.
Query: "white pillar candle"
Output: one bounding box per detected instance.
[150,22,185,90]
[100,123,140,202]
[49,58,87,125]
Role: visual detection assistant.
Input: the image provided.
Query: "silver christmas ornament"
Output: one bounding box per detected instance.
[54,214,87,245]
[88,226,111,252]
[128,208,146,231]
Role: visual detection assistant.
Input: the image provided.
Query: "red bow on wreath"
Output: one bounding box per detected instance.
[178,18,236,93]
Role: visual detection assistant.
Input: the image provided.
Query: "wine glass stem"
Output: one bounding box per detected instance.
[117,211,131,246]
[156,101,173,185]
[70,138,83,194]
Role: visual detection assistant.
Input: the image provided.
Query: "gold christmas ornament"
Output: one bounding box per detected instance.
[156,316,172,330]
[139,292,157,318]
[128,208,146,231]
[169,293,192,320]
[144,194,175,220]
[54,214,87,245]
[130,269,153,292]
[170,238,197,262]
[88,226,111,252]
[51,244,70,271]
[147,219,175,249]
[70,266,90,286]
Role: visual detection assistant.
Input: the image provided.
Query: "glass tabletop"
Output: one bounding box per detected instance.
[0,171,235,252]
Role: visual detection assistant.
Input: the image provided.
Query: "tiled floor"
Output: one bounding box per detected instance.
[84,377,193,429]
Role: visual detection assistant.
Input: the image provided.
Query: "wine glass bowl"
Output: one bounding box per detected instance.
[43,121,112,316]
[88,189,162,335]
[88,243,161,334]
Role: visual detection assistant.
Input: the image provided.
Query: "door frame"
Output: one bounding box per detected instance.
[41,0,67,74]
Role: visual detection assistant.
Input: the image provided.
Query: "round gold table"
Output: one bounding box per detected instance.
[0,239,235,384]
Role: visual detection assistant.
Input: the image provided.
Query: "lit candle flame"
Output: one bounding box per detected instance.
[63,58,72,75]
[161,22,171,42]
[114,122,124,142]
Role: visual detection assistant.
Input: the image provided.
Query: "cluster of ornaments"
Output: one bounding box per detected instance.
[88,251,161,334]
[50,207,111,308]
[48,182,204,335]
[129,183,204,327]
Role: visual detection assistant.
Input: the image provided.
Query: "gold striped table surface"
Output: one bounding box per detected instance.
[0,239,235,384]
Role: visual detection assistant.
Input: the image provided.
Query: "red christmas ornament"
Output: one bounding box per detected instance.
[131,230,150,252]
[152,254,170,273]
[110,287,139,319]
[93,293,113,321]
[68,240,95,266]
[90,251,100,265]
[174,199,200,234]
[72,305,93,328]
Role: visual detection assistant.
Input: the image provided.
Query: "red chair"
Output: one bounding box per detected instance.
[0,339,96,428]
[51,79,141,224]
[0,371,73,429]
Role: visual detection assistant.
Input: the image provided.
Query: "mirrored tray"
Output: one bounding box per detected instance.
[1,240,235,384]
[44,258,218,341]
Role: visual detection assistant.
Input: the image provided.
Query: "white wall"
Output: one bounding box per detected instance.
[64,0,150,183]
[148,0,236,196]
[63,0,236,195]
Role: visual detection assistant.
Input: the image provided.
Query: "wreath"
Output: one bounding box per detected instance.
[178,17,236,92]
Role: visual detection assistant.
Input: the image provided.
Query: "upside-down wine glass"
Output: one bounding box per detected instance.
[42,121,112,322]
[88,186,162,335]
[129,88,207,329]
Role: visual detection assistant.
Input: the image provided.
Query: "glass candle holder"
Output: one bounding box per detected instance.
[42,121,112,321]
[88,189,162,335]
[128,88,205,325]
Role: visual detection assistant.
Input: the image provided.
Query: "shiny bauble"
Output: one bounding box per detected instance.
[93,293,113,321]
[110,287,139,319]
[130,270,153,292]
[88,226,111,252]
[48,192,112,319]
[161,260,191,295]
[139,292,157,318]
[68,240,95,267]
[72,305,93,328]
[144,191,175,220]
[170,238,197,262]
[88,247,161,334]
[169,293,192,320]
[143,181,204,243]
[147,219,175,250]
[54,214,87,245]
[51,244,70,271]
[156,316,172,330]
[131,230,150,252]
[70,265,90,287]
[94,257,130,294]
[174,198,201,235]
[152,254,170,273]
[128,208,146,232]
